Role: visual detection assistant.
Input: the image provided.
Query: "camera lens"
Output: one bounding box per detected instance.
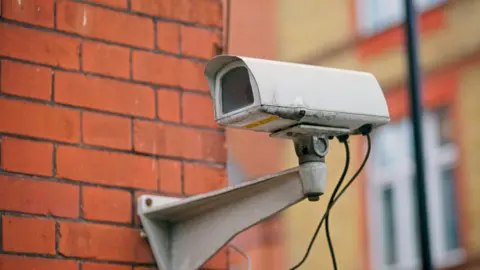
[221,67,254,114]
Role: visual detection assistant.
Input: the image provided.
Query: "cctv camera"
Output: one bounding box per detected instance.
[204,55,390,139]
[137,56,390,270]
[204,55,390,201]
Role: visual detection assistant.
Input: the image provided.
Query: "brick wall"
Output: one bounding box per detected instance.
[0,0,228,269]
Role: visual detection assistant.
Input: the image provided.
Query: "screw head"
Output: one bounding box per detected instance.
[145,198,152,207]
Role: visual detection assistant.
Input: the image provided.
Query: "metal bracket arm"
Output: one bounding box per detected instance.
[137,167,306,270]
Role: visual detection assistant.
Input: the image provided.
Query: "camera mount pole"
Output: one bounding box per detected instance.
[294,136,329,201]
[404,0,433,269]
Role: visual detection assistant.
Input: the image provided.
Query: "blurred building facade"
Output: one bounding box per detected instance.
[226,0,480,269]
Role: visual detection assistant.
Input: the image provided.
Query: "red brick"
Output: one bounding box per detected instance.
[57,0,154,49]
[84,0,127,8]
[0,23,80,69]
[59,221,154,263]
[82,41,130,79]
[0,255,78,270]
[0,98,81,143]
[157,89,180,122]
[202,247,229,269]
[2,216,56,254]
[82,112,132,150]
[0,60,52,101]
[1,0,54,27]
[134,120,226,162]
[157,21,180,54]
[182,93,217,128]
[1,137,53,176]
[82,186,131,223]
[179,59,209,92]
[83,262,130,270]
[132,50,180,86]
[132,51,209,91]
[56,145,157,190]
[158,159,182,194]
[0,175,79,217]
[132,0,222,27]
[55,71,155,118]
[184,163,227,195]
[181,26,221,59]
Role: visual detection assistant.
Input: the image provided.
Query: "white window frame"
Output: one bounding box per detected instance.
[355,0,447,36]
[366,111,464,270]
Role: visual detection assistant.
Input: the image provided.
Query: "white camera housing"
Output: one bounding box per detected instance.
[204,55,390,138]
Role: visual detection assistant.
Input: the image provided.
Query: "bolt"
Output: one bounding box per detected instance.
[145,198,152,207]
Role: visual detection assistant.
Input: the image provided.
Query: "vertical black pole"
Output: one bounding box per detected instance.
[403,0,433,269]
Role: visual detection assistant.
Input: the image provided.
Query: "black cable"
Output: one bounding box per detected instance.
[334,134,371,203]
[289,140,350,270]
[325,136,350,270]
[325,134,372,270]
[289,134,372,270]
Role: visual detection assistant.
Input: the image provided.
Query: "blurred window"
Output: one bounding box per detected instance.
[433,106,461,252]
[356,0,447,36]
[436,106,453,146]
[382,186,397,265]
[441,167,460,251]
[367,107,463,269]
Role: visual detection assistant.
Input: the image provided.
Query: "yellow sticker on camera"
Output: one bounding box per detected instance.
[242,115,280,129]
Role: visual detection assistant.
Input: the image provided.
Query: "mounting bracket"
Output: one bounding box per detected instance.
[137,167,307,270]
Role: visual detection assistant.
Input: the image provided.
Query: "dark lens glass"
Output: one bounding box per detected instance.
[221,67,254,114]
